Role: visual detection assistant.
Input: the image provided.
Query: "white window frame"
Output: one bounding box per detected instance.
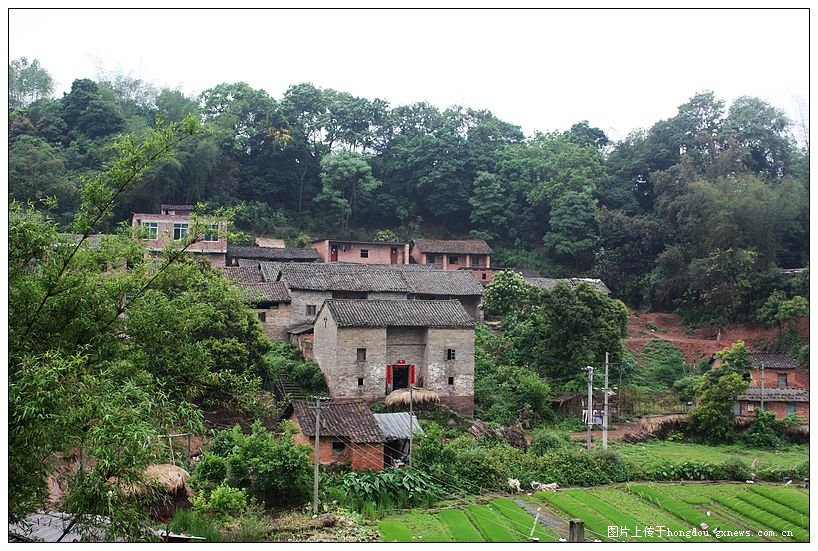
[142,221,158,240]
[173,222,189,240]
[204,223,220,242]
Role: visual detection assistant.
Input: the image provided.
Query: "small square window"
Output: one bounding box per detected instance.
[427,254,436,264]
[332,441,346,455]
[173,223,188,240]
[747,403,755,412]
[357,348,367,362]
[360,249,369,258]
[777,374,787,388]
[786,402,796,416]
[447,349,456,361]
[306,305,317,316]
[257,312,266,322]
[449,255,459,265]
[482,273,487,280]
[204,223,219,242]
[358,377,364,386]
[448,376,454,385]
[141,222,158,240]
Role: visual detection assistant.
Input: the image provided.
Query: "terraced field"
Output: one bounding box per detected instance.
[378,484,808,543]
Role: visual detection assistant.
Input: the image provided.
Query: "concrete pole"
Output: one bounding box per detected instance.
[569,519,585,542]
[311,396,327,515]
[603,352,609,450]
[586,366,594,452]
[760,363,765,412]
[408,384,414,466]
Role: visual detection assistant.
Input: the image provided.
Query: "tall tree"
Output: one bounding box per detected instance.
[314,151,381,233]
[9,57,54,110]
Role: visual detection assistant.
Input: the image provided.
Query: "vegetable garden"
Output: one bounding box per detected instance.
[378,484,808,542]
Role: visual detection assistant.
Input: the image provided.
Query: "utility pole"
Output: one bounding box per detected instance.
[760,363,765,412]
[585,365,594,451]
[407,384,414,466]
[310,396,329,515]
[603,352,609,450]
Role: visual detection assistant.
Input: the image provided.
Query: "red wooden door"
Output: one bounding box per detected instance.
[330,245,338,262]
[390,247,398,264]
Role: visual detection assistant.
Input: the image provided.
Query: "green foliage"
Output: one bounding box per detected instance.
[168,509,222,542]
[742,409,785,449]
[640,339,686,388]
[748,485,809,515]
[690,370,748,443]
[193,483,248,519]
[737,492,808,530]
[712,495,808,541]
[481,270,532,317]
[331,468,446,518]
[528,429,570,455]
[191,453,228,490]
[263,342,328,395]
[437,509,485,542]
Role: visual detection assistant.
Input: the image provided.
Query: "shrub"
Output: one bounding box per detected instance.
[191,453,228,491]
[193,483,247,519]
[168,509,222,542]
[264,343,327,395]
[717,457,751,481]
[528,429,570,455]
[742,410,784,449]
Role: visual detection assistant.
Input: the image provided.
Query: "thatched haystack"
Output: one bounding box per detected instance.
[384,387,440,409]
[113,464,191,498]
[639,413,690,436]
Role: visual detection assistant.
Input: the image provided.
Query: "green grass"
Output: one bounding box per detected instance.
[488,498,558,542]
[613,441,807,472]
[713,495,808,542]
[536,491,614,541]
[382,510,455,542]
[736,493,809,530]
[465,504,525,542]
[437,509,484,542]
[748,485,809,515]
[378,520,413,542]
[168,509,222,542]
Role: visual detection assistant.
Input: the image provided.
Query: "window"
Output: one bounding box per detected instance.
[448,255,459,265]
[447,349,456,361]
[257,312,266,322]
[173,223,188,240]
[356,348,367,362]
[471,255,482,267]
[482,273,488,280]
[360,249,369,258]
[777,373,788,388]
[427,254,436,264]
[786,402,797,416]
[448,376,455,385]
[358,377,364,386]
[747,403,755,412]
[204,223,219,242]
[306,305,317,316]
[332,441,346,455]
[141,222,158,240]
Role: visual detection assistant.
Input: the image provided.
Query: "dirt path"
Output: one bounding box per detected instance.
[569,422,641,441]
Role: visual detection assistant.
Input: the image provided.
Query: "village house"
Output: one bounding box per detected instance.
[258,261,485,332]
[734,352,809,421]
[131,204,227,267]
[222,266,293,341]
[410,239,492,271]
[288,400,385,471]
[311,239,410,265]
[225,244,319,266]
[312,299,476,416]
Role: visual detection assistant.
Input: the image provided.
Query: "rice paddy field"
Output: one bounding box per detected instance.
[378,483,809,543]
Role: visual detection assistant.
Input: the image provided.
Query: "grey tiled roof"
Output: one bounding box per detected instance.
[161,204,194,211]
[237,258,261,269]
[260,262,483,295]
[9,512,113,542]
[222,266,264,283]
[411,238,493,255]
[322,299,475,328]
[291,400,384,443]
[737,387,809,402]
[236,282,291,303]
[751,352,799,369]
[524,276,611,294]
[228,245,319,261]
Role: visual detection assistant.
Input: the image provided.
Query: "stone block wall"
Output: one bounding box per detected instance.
[255,303,292,341]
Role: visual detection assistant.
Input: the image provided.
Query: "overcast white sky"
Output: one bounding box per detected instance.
[7,7,811,142]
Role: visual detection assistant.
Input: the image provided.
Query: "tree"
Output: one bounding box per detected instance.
[314,151,381,232]
[721,96,794,177]
[9,57,54,110]
[757,291,809,339]
[691,371,749,443]
[8,135,78,223]
[542,190,598,269]
[481,270,533,317]
[60,79,125,140]
[468,171,513,241]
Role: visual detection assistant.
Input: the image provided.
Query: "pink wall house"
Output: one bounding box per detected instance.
[311,239,409,265]
[132,207,227,267]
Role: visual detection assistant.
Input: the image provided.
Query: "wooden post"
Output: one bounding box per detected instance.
[568,519,585,542]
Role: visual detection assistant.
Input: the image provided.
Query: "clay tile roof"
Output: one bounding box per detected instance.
[291,400,384,443]
[235,282,291,303]
[222,266,264,284]
[737,387,809,402]
[750,352,799,369]
[322,299,474,328]
[411,238,493,255]
[160,204,194,211]
[228,245,320,261]
[403,269,485,296]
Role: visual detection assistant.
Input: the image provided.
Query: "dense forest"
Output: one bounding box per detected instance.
[9,58,810,325]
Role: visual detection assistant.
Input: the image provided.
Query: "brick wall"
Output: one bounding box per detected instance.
[739,400,809,421]
[255,303,293,341]
[289,415,383,470]
[352,443,385,471]
[747,367,809,388]
[312,241,408,264]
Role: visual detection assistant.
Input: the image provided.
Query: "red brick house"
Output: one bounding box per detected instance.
[410,239,492,271]
[288,400,385,471]
[734,352,809,421]
[132,205,227,267]
[311,239,409,265]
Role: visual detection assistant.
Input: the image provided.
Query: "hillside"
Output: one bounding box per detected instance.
[626,310,809,364]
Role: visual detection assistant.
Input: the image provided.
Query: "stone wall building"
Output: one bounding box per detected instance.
[288,400,385,471]
[222,266,292,341]
[312,239,409,265]
[312,299,476,416]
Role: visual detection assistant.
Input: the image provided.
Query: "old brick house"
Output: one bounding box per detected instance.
[735,352,809,421]
[410,239,492,271]
[288,400,385,471]
[131,205,227,267]
[257,262,485,332]
[312,239,410,265]
[312,299,476,416]
[222,266,292,341]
